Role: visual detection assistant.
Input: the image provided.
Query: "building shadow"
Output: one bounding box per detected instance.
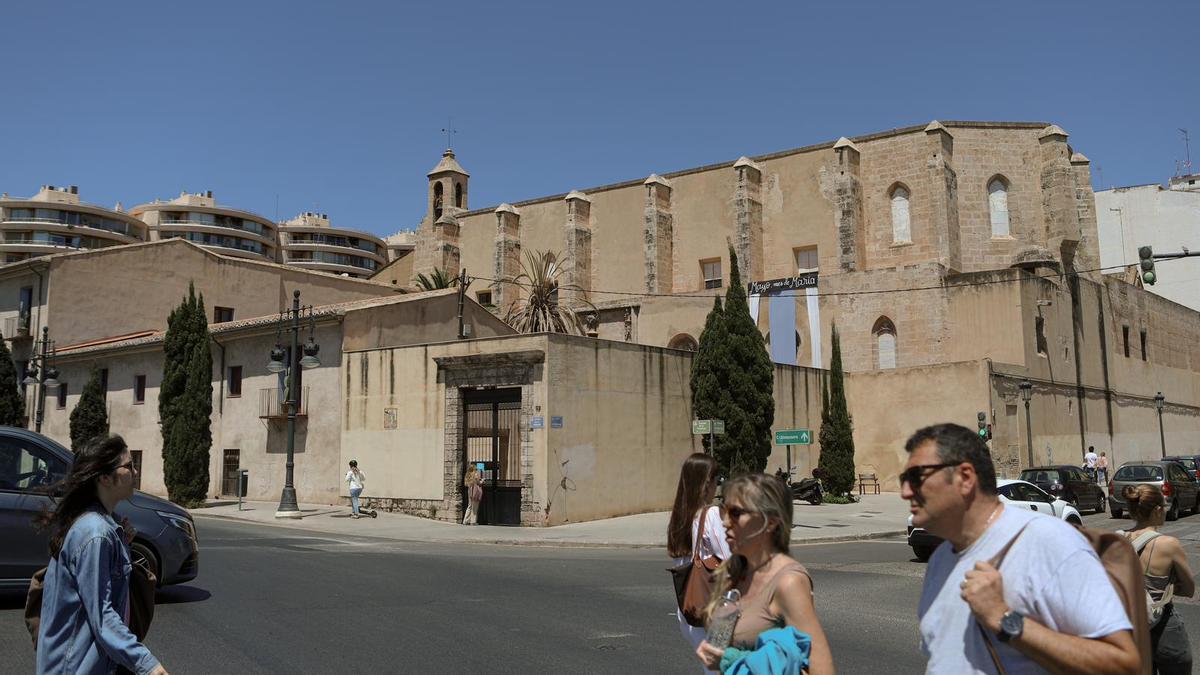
[154,585,211,605]
[0,589,29,611]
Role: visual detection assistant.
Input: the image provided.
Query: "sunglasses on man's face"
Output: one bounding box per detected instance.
[898,463,958,491]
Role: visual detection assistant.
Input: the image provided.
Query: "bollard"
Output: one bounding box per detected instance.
[238,469,249,511]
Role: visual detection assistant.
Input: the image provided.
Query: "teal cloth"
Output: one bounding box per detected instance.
[719,627,811,674]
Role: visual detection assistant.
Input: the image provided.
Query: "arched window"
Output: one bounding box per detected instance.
[890,185,911,244]
[454,182,464,208]
[873,317,897,370]
[988,177,1010,237]
[433,182,444,220]
[668,334,698,351]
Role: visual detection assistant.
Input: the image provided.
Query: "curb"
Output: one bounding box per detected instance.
[191,511,905,549]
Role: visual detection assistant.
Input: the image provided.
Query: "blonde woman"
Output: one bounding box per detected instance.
[463,464,483,525]
[696,474,834,674]
[1121,484,1194,674]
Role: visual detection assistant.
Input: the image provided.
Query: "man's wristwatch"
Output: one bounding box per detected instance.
[997,610,1024,643]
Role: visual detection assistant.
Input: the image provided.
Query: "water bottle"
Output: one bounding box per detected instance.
[706,589,741,649]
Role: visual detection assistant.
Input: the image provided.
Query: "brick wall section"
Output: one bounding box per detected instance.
[493,204,521,312]
[938,127,1043,271]
[562,192,593,307]
[643,175,674,293]
[827,139,865,272]
[1038,127,1082,262]
[821,262,951,371]
[1071,153,1102,278]
[924,124,963,272]
[733,158,764,281]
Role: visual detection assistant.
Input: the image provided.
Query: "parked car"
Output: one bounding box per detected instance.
[1163,455,1200,480]
[907,479,1082,562]
[1018,465,1106,514]
[0,426,199,590]
[1108,460,1200,521]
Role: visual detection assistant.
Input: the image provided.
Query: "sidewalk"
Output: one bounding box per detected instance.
[188,494,908,549]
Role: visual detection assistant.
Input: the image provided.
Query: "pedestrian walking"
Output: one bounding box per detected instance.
[1119,484,1194,674]
[463,464,483,525]
[346,460,367,519]
[1097,452,1110,486]
[1085,445,1100,480]
[34,434,168,675]
[904,423,1139,674]
[695,474,834,674]
[667,453,730,666]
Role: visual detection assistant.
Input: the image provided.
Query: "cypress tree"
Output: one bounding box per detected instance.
[70,368,109,450]
[817,325,856,496]
[690,295,726,456]
[161,284,213,505]
[718,247,775,476]
[0,333,26,426]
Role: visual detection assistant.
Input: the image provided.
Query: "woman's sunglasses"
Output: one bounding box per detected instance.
[725,506,756,520]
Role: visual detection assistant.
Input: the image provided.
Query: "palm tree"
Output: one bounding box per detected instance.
[415,268,458,291]
[503,250,593,334]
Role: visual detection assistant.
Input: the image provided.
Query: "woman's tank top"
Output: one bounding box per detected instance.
[730,559,811,648]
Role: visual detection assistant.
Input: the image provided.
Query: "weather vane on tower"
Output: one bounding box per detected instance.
[441,118,457,150]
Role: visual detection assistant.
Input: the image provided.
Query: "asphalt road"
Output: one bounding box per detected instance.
[3,511,1200,673]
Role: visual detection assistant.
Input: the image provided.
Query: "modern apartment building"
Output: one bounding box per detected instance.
[131,191,279,262]
[1095,174,1200,311]
[0,185,148,264]
[278,212,388,278]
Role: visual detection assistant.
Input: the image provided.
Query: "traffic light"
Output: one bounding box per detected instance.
[977,412,988,439]
[1139,246,1157,285]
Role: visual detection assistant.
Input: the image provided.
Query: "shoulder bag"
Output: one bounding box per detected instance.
[667,506,724,627]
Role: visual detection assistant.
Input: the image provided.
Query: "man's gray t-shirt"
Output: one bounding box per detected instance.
[917,505,1131,674]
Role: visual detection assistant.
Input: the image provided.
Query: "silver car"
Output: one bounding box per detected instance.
[0,427,199,590]
[1107,461,1200,521]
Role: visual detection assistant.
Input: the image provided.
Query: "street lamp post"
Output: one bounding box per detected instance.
[267,290,321,519]
[22,326,60,433]
[1155,392,1166,458]
[1019,379,1034,468]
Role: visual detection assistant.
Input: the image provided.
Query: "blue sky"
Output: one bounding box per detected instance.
[2,1,1195,238]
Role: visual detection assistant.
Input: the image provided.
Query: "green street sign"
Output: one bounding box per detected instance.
[712,420,725,434]
[775,429,812,445]
[692,419,726,435]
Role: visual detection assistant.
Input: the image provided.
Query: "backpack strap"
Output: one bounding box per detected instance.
[975,520,1031,675]
[1130,530,1161,555]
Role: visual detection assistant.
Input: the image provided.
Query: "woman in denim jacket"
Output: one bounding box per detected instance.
[35,434,168,675]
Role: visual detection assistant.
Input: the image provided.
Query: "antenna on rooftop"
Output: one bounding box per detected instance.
[1180,128,1193,176]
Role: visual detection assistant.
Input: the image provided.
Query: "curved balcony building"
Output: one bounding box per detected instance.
[279,212,388,278]
[0,185,149,264]
[131,191,278,262]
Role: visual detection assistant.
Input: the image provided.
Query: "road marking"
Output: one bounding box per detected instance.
[588,632,636,640]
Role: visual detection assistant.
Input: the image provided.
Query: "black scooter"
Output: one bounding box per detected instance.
[775,468,824,505]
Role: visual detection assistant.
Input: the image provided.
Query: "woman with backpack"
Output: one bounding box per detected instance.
[667,453,730,668]
[1122,483,1195,674]
[35,434,168,675]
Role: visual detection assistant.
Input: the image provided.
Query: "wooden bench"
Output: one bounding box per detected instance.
[857,473,880,495]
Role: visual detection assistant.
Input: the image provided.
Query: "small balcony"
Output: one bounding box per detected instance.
[4,315,31,340]
[259,386,309,419]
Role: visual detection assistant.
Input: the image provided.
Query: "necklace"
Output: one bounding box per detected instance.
[984,503,1003,528]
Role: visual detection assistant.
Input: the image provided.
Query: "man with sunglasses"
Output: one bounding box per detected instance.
[904,423,1139,674]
